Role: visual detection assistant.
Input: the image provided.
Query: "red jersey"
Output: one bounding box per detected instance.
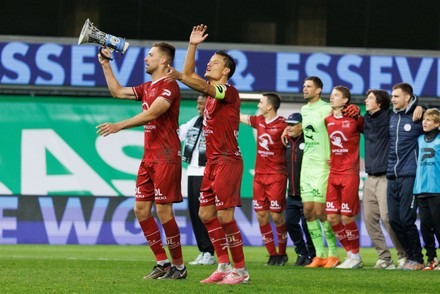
[325,115,364,175]
[132,77,181,163]
[203,84,241,162]
[249,115,287,175]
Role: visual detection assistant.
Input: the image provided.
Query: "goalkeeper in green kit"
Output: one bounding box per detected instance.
[300,76,340,268]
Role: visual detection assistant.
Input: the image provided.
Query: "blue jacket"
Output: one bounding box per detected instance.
[387,95,423,178]
[364,109,391,175]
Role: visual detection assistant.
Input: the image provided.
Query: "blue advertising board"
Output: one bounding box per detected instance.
[1,40,440,97]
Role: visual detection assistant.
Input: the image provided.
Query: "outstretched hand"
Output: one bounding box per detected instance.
[166,64,182,82]
[342,104,360,119]
[190,24,209,45]
[96,122,121,137]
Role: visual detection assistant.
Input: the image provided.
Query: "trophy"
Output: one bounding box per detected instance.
[78,18,129,60]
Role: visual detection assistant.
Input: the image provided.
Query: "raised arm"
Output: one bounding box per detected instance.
[98,47,136,100]
[166,25,217,97]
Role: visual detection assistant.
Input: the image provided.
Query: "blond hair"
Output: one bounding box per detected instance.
[424,108,440,124]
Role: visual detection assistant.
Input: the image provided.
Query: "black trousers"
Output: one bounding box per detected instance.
[188,176,214,254]
[387,177,423,263]
[285,196,315,257]
[418,196,440,262]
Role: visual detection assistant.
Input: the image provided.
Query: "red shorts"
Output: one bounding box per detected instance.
[135,160,182,204]
[325,174,360,216]
[200,159,243,210]
[253,173,287,213]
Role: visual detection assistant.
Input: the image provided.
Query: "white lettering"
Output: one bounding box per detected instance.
[276,52,300,92]
[337,54,364,93]
[305,53,333,93]
[21,129,118,196]
[35,43,65,85]
[0,197,18,244]
[395,57,433,96]
[370,56,392,90]
[39,197,108,244]
[71,45,96,86]
[229,50,255,90]
[0,42,31,84]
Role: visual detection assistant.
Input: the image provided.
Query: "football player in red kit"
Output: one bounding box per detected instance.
[167,24,249,285]
[240,93,289,266]
[96,43,186,279]
[325,86,364,269]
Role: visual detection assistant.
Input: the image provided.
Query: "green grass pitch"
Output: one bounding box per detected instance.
[0,245,436,293]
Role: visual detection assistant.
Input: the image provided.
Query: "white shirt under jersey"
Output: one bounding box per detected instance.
[179,116,205,176]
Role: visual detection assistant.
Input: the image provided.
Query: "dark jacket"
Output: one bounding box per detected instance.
[286,134,304,200]
[387,95,423,178]
[364,109,392,175]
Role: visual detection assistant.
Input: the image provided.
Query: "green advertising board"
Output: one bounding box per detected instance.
[0,95,264,198]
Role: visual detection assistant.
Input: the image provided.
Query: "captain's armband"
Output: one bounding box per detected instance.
[214,85,227,99]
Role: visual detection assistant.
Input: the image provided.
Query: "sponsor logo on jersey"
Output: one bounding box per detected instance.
[304,124,317,141]
[329,130,348,149]
[161,89,171,97]
[258,133,273,151]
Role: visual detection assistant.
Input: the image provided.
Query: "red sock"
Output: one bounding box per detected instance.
[345,221,360,254]
[203,217,230,264]
[162,217,183,265]
[139,216,168,262]
[222,220,245,269]
[331,222,352,253]
[276,223,288,255]
[260,224,277,256]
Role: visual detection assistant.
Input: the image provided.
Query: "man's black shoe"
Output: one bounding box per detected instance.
[143,262,171,279]
[276,254,288,266]
[158,266,187,280]
[265,255,278,266]
[294,255,307,266]
[303,256,314,266]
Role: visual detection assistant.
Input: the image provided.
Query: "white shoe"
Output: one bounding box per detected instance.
[374,259,396,270]
[189,253,204,265]
[337,258,353,269]
[337,258,363,269]
[396,258,408,270]
[199,252,216,265]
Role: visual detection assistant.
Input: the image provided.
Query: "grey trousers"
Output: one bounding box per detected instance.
[362,175,406,261]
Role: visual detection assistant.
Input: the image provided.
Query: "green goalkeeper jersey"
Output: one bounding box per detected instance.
[301,99,331,168]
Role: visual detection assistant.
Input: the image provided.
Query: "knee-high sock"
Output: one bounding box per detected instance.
[222,220,246,269]
[162,217,183,265]
[322,220,338,257]
[259,223,277,256]
[203,217,230,264]
[139,216,168,262]
[307,220,326,258]
[345,221,360,254]
[276,223,288,255]
[331,222,351,254]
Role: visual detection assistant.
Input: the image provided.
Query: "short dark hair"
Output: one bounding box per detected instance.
[305,76,323,90]
[262,92,281,111]
[366,89,390,110]
[392,82,413,96]
[152,42,176,64]
[333,85,351,104]
[215,50,236,79]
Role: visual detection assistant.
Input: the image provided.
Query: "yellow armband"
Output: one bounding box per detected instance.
[214,85,227,99]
